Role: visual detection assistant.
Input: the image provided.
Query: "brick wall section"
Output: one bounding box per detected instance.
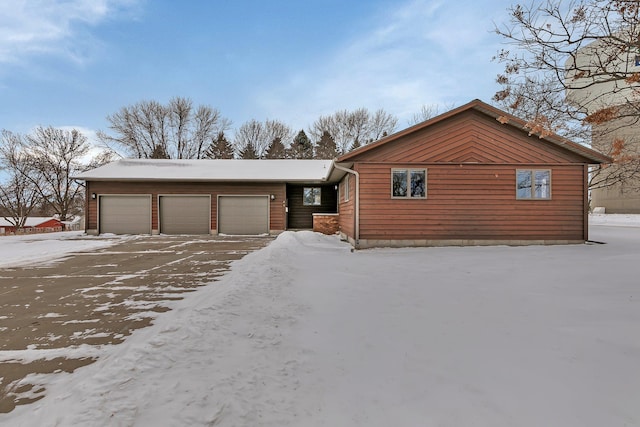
[313,214,339,235]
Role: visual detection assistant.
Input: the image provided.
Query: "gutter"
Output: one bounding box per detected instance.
[331,161,360,245]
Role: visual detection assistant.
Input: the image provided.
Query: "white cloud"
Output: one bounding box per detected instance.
[256,0,508,129]
[0,0,141,65]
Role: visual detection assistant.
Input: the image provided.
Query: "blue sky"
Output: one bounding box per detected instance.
[0,0,510,142]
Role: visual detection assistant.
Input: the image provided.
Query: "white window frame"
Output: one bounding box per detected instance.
[516,169,552,200]
[391,168,427,199]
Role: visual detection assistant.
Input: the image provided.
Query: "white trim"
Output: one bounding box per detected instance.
[516,169,552,200]
[391,168,427,199]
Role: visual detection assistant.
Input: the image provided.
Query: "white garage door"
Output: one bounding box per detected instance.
[218,196,269,235]
[160,195,211,235]
[99,195,151,235]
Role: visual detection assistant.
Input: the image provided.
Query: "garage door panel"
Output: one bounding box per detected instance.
[218,196,269,235]
[100,196,151,235]
[160,196,210,235]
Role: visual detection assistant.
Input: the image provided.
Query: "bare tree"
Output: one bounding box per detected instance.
[98,97,230,159]
[103,99,169,159]
[493,0,640,191]
[0,127,99,222]
[309,108,398,154]
[341,108,370,148]
[370,108,398,139]
[169,96,191,159]
[234,119,267,159]
[234,119,292,158]
[0,131,41,228]
[263,119,293,149]
[24,127,92,221]
[83,149,118,171]
[409,103,456,125]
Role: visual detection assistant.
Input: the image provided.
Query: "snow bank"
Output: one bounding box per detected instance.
[2,228,639,426]
[589,213,640,227]
[0,232,125,268]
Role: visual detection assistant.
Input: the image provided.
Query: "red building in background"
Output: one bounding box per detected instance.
[0,217,64,235]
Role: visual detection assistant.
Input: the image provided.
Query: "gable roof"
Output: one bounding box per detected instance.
[337,99,612,164]
[74,159,334,182]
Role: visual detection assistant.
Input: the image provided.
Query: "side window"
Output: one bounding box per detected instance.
[516,169,551,199]
[344,175,350,202]
[392,169,427,199]
[303,187,322,205]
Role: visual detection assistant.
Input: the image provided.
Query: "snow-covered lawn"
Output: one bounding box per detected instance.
[0,231,125,268]
[2,219,640,426]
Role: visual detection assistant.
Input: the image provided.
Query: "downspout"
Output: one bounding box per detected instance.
[84,180,90,233]
[584,164,589,242]
[332,162,360,246]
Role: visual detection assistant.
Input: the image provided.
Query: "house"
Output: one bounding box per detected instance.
[334,100,610,247]
[75,100,610,247]
[0,217,64,235]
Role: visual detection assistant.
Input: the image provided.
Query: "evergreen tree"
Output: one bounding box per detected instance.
[288,129,313,159]
[150,144,169,159]
[265,137,287,159]
[239,142,258,159]
[205,131,235,159]
[315,130,337,159]
[349,138,361,152]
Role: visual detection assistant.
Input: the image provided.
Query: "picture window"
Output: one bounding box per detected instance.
[516,169,551,199]
[392,169,426,198]
[303,187,322,205]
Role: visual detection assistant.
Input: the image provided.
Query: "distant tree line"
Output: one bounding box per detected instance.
[97,97,400,160]
[0,97,446,228]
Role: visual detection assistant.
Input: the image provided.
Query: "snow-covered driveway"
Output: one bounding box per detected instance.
[2,222,640,427]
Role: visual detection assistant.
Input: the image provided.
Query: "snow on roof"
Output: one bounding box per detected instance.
[74,159,335,182]
[0,217,59,227]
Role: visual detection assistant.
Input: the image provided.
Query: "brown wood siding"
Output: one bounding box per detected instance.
[351,110,591,164]
[356,163,585,241]
[338,175,355,238]
[583,164,589,241]
[287,184,338,229]
[86,181,286,232]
